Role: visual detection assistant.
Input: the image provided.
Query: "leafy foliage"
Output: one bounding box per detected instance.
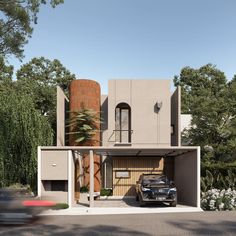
[0,0,63,59]
[0,56,75,191]
[174,64,236,163]
[16,57,76,142]
[100,188,113,196]
[52,202,69,210]
[201,163,236,191]
[0,57,13,81]
[0,80,53,191]
[66,107,101,145]
[201,170,236,192]
[79,186,89,193]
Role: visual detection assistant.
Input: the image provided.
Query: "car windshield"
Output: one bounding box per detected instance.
[141,175,169,186]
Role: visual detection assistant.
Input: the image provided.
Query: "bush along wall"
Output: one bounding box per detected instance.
[201,163,236,192]
[201,189,236,211]
[201,163,236,211]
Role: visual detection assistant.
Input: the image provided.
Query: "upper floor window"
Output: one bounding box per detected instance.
[115,103,131,143]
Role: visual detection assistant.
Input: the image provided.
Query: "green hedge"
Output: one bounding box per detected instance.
[201,163,236,191]
[80,186,89,193]
[100,188,113,196]
[52,203,69,210]
[201,163,236,176]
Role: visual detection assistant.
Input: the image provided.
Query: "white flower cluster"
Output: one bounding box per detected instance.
[201,188,236,211]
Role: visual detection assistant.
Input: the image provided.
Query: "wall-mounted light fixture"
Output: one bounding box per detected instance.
[155,101,162,113]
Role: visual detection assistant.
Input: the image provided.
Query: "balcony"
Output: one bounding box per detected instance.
[113,129,133,146]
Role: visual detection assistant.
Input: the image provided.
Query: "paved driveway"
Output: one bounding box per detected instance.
[79,198,148,207]
[76,198,198,212]
[78,197,189,208]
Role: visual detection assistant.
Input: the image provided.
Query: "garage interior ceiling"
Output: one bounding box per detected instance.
[40,146,197,158]
[93,149,193,157]
[41,146,197,157]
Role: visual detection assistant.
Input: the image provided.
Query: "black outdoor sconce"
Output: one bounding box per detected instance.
[154,101,162,113]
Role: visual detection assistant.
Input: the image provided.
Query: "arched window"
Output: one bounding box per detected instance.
[115,103,131,143]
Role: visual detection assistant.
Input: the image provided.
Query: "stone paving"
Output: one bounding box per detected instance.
[78,198,139,208]
[77,197,189,208]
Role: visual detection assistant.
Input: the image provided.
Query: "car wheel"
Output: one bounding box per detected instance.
[170,201,177,207]
[139,194,145,207]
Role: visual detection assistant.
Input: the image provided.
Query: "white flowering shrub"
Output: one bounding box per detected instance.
[201,188,236,211]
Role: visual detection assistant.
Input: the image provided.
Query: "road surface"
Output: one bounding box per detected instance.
[0,211,235,235]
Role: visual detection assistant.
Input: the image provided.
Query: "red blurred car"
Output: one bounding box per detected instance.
[0,189,55,224]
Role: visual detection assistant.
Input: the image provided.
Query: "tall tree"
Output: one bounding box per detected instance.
[0,80,53,189]
[0,56,13,81]
[16,57,76,140]
[174,64,236,163]
[0,0,63,59]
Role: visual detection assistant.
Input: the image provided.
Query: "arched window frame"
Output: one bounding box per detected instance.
[115,103,131,143]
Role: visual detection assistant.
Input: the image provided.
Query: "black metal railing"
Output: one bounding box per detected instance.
[113,129,133,143]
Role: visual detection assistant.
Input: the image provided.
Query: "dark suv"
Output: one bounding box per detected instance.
[135,174,177,207]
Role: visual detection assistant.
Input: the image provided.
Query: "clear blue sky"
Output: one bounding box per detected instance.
[9,0,236,94]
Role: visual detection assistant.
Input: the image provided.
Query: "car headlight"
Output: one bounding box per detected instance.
[169,188,177,193]
[141,187,150,191]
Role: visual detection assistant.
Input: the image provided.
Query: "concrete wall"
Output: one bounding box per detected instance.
[69,150,76,207]
[56,86,69,146]
[181,114,192,132]
[102,80,171,146]
[101,95,108,144]
[41,181,68,203]
[39,149,76,206]
[174,150,199,207]
[41,150,68,180]
[171,86,181,146]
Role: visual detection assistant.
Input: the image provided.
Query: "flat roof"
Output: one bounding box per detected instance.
[39,146,199,157]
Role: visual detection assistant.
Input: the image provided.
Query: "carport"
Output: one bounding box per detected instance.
[71,146,200,208]
[38,146,200,209]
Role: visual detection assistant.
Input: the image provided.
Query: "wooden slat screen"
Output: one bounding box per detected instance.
[113,157,164,196]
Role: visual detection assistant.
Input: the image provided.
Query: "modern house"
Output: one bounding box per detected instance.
[38,79,200,208]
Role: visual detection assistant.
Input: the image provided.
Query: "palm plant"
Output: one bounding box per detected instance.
[66,107,101,145]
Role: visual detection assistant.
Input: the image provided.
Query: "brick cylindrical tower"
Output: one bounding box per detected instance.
[69,79,101,197]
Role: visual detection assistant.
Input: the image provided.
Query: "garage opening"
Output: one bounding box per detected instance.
[99,147,200,208]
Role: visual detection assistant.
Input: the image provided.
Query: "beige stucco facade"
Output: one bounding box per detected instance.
[171,86,181,146]
[38,148,75,207]
[56,87,69,146]
[102,80,172,146]
[175,148,200,207]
